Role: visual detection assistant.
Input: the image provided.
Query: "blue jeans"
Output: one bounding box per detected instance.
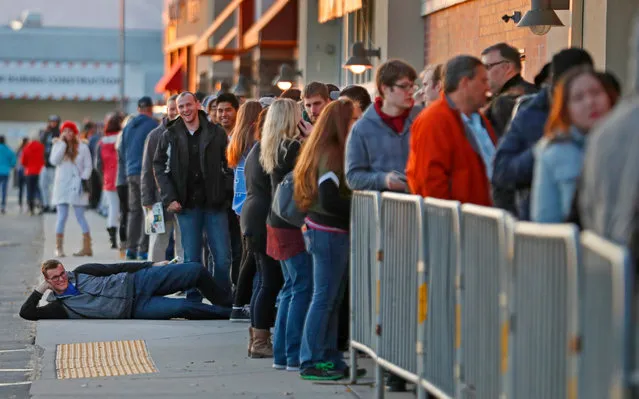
[56,204,90,234]
[272,251,313,368]
[300,228,349,370]
[132,262,231,319]
[0,175,8,209]
[177,208,232,304]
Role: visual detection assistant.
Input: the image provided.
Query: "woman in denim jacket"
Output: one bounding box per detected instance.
[532,67,618,223]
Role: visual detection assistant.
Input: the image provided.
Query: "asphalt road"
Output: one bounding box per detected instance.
[0,193,44,399]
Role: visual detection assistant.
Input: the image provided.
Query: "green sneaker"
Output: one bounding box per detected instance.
[300,362,345,381]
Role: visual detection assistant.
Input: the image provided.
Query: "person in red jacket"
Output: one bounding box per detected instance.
[95,112,124,249]
[20,137,45,215]
[407,55,497,206]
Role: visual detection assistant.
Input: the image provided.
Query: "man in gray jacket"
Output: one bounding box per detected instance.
[141,95,183,262]
[19,259,231,321]
[345,59,422,194]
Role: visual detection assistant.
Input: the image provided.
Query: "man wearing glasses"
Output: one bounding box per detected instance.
[345,59,422,196]
[481,43,537,139]
[19,259,231,321]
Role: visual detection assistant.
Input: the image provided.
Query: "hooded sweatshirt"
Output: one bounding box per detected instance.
[118,114,158,177]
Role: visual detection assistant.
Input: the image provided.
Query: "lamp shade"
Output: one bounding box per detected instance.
[343,42,380,74]
[272,64,300,90]
[233,75,251,97]
[517,0,564,35]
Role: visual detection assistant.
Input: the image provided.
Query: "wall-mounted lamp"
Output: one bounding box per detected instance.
[233,75,254,97]
[517,0,564,35]
[273,64,302,91]
[502,11,522,24]
[343,42,381,75]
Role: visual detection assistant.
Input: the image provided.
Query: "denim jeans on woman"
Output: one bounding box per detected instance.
[272,250,313,369]
[299,228,349,371]
[177,207,232,305]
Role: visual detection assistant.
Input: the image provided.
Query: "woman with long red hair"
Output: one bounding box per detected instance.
[531,66,618,223]
[293,99,356,380]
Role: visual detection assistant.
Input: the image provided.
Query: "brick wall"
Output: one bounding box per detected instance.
[423,0,548,82]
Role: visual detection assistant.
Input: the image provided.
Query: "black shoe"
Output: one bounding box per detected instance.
[341,367,367,379]
[300,362,344,381]
[229,306,250,322]
[386,374,407,392]
[107,227,118,249]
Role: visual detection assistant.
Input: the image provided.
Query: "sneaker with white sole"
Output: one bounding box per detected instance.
[272,364,286,370]
[286,365,300,372]
[229,305,251,322]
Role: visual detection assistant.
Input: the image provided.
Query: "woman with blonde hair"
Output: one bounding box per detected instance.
[50,121,93,257]
[293,99,356,380]
[226,100,263,322]
[531,66,617,223]
[260,98,312,369]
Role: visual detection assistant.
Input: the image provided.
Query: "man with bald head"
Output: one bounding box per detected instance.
[153,92,233,304]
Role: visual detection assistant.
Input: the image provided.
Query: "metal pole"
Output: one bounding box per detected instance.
[119,0,126,111]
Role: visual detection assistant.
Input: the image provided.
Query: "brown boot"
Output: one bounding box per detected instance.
[250,329,273,358]
[248,326,254,357]
[55,234,66,257]
[73,233,93,257]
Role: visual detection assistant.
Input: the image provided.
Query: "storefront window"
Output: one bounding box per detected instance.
[187,0,200,23]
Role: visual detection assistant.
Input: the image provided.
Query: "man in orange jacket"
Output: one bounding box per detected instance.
[407,55,497,206]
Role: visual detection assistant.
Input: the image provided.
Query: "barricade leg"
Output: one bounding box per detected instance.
[375,363,385,399]
[349,345,358,384]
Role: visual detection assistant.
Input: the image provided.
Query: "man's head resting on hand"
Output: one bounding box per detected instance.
[41,259,67,294]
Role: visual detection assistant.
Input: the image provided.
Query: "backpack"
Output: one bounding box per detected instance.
[271,171,306,228]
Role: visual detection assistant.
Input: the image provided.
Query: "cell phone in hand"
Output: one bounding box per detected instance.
[168,256,181,264]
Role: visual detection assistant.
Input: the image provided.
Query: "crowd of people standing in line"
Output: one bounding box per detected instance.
[9,19,639,391]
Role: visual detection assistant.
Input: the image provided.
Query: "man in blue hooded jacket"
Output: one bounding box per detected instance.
[491,48,593,220]
[119,96,159,260]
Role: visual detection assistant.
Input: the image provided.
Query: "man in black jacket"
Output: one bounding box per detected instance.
[153,92,233,304]
[19,259,231,321]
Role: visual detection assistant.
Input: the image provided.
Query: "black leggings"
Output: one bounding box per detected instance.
[251,246,283,330]
[117,185,129,243]
[233,236,257,306]
[229,211,243,286]
[26,175,40,212]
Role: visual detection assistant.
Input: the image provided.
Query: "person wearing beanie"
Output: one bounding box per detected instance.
[49,120,94,257]
[492,48,593,220]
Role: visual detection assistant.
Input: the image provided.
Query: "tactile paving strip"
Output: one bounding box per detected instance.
[55,339,158,379]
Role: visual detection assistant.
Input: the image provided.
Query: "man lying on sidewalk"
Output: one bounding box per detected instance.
[19,260,232,321]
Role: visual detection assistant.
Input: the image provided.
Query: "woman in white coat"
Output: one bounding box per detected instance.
[50,121,93,257]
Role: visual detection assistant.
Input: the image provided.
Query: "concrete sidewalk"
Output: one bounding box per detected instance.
[30,211,400,398]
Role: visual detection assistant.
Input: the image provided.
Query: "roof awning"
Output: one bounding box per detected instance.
[193,0,243,56]
[318,0,362,23]
[154,56,185,93]
[243,0,293,49]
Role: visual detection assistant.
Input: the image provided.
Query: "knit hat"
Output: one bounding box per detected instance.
[551,48,593,83]
[60,120,79,135]
[259,96,275,109]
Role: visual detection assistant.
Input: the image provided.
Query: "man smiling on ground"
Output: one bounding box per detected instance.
[19,259,231,320]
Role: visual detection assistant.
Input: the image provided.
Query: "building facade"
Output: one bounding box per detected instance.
[0,10,163,147]
[158,0,299,98]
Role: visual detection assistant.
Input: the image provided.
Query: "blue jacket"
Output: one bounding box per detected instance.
[118,114,158,177]
[345,104,422,191]
[531,127,586,223]
[0,143,17,176]
[492,87,551,220]
[232,153,248,215]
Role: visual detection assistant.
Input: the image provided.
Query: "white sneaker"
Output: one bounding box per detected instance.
[272,364,286,370]
[286,366,300,372]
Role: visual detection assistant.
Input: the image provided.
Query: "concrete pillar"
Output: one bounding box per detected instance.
[297,0,342,86]
[374,0,424,71]
[580,0,638,89]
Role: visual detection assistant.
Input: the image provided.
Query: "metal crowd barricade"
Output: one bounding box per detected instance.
[420,198,461,398]
[458,204,513,399]
[577,231,633,399]
[377,192,427,393]
[509,222,580,399]
[349,191,382,386]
